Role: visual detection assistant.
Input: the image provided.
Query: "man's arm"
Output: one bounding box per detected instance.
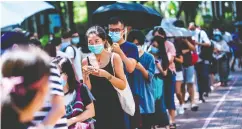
[119,50,137,73]
[112,43,138,73]
[196,31,211,47]
[41,64,66,126]
[42,95,66,126]
[184,39,196,51]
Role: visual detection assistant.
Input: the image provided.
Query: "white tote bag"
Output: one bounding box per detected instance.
[110,53,135,116]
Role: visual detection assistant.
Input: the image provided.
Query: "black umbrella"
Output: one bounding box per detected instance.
[92,2,162,29]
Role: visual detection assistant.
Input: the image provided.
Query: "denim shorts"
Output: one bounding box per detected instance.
[183,65,195,83]
[176,71,184,81]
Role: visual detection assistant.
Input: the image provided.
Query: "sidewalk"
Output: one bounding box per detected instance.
[174,71,242,129]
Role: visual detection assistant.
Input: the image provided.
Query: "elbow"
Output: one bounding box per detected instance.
[120,85,126,90]
[191,47,196,51]
[120,81,127,90]
[127,67,135,73]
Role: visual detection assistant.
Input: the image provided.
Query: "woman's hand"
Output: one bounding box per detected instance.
[82,66,93,76]
[155,60,162,68]
[84,66,110,78]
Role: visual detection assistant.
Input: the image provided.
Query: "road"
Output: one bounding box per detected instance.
[173,71,242,129]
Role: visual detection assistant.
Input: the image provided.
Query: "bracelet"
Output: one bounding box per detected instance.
[107,75,113,81]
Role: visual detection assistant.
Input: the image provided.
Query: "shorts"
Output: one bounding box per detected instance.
[176,71,184,81]
[183,65,195,83]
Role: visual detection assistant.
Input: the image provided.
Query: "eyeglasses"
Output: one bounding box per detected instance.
[109,28,124,32]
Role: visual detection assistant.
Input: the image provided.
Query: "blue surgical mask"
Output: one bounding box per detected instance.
[61,79,66,87]
[88,44,104,54]
[71,37,80,44]
[60,42,70,51]
[150,46,159,54]
[214,36,221,42]
[109,31,121,43]
[191,31,196,36]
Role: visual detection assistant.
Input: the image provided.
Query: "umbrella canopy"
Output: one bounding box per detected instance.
[0,1,54,28]
[92,2,162,29]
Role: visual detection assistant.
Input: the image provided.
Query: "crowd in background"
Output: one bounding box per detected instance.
[1,16,242,129]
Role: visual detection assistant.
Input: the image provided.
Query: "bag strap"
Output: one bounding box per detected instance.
[198,31,201,43]
[110,53,115,76]
[65,45,76,59]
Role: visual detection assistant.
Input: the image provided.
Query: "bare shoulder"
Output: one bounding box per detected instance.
[113,52,121,60]
[112,53,123,66]
[82,57,88,65]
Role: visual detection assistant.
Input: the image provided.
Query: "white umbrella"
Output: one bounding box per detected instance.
[0,1,54,28]
[177,27,195,37]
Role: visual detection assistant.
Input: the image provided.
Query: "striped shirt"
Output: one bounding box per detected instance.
[31,62,67,129]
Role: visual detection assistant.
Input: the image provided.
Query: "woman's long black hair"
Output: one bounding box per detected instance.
[151,36,169,70]
[53,57,78,94]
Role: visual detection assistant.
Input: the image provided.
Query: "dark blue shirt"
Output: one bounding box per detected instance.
[120,41,139,94]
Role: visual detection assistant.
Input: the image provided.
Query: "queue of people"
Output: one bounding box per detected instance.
[1,17,239,129]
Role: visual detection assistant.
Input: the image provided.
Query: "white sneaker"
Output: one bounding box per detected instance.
[191,103,199,111]
[210,86,214,91]
[178,105,185,115]
[183,103,191,110]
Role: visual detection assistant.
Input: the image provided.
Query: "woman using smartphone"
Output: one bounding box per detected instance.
[82,26,127,129]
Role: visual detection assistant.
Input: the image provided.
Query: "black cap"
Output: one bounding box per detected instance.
[1,31,28,51]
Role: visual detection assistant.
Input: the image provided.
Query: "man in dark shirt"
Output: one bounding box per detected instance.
[108,17,139,91]
[108,17,139,129]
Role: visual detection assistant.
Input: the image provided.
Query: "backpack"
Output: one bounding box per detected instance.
[66,83,95,129]
[198,31,214,61]
[63,45,76,59]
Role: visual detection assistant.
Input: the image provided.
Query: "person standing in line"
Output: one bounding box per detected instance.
[127,30,156,129]
[149,36,170,129]
[82,26,127,129]
[188,22,212,103]
[173,37,185,115]
[60,31,72,52]
[180,37,199,111]
[152,27,177,129]
[64,32,83,83]
[219,27,233,79]
[212,31,230,86]
[108,17,140,129]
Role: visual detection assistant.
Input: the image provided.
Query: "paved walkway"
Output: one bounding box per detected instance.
[174,71,242,129]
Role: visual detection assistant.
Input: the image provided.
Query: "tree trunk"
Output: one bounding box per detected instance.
[68,1,74,31]
[236,1,242,20]
[64,1,70,29]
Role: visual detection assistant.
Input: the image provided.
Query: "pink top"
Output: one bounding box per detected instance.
[165,41,176,72]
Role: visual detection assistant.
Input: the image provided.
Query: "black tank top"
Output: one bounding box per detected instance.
[87,55,125,129]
